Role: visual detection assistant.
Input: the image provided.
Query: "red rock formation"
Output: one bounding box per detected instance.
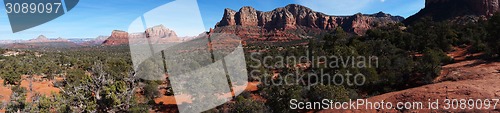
[102,30,129,46]
[145,25,181,43]
[102,25,183,46]
[214,4,403,43]
[405,0,500,24]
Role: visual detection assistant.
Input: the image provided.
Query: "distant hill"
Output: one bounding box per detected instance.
[27,35,70,43]
[3,42,79,49]
[1,35,79,49]
[0,35,110,49]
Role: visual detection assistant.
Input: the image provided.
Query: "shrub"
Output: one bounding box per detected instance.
[231,96,268,113]
[308,84,349,102]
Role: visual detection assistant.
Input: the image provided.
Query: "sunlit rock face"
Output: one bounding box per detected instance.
[215,4,404,40]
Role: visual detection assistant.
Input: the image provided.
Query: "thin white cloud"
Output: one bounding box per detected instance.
[296,0,373,15]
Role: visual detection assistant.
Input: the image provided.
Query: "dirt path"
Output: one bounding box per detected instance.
[435,60,500,82]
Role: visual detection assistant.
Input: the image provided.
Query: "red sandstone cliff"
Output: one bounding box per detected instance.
[102,30,129,46]
[214,4,403,43]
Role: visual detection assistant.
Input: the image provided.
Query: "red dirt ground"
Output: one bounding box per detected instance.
[154,81,260,105]
[320,47,500,113]
[0,75,61,112]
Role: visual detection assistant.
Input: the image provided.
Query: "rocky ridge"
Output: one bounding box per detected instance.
[0,35,80,49]
[27,35,71,43]
[214,4,404,41]
[102,30,129,46]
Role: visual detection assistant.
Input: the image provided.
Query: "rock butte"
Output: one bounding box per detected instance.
[102,25,182,46]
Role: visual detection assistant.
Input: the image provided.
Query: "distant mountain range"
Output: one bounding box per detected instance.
[2,2,496,48]
[0,35,107,49]
[68,36,109,46]
[0,24,187,48]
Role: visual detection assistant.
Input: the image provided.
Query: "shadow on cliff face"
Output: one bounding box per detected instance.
[404,0,500,24]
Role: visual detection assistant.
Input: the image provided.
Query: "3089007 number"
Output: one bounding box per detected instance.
[5,2,62,14]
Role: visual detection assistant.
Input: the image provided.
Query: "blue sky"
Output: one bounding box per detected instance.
[0,0,424,40]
